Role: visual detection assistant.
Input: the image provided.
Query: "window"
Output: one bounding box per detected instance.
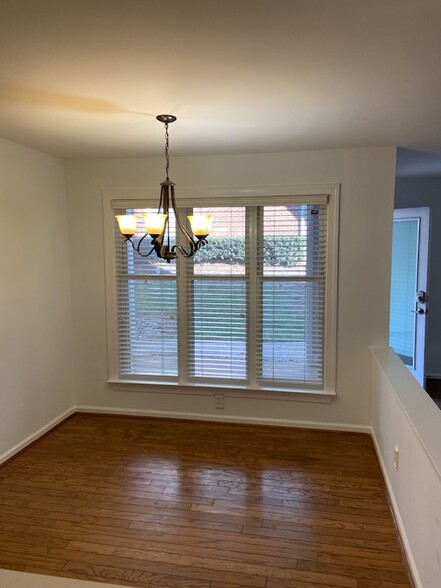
[105,187,338,396]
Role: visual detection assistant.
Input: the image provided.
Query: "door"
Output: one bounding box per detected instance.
[389,207,429,386]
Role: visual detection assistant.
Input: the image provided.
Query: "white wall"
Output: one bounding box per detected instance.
[0,138,75,459]
[395,174,441,378]
[371,347,441,588]
[66,146,396,428]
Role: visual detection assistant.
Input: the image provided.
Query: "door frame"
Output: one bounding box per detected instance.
[392,207,430,386]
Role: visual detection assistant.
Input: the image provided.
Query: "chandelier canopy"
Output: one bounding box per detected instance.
[116,114,212,262]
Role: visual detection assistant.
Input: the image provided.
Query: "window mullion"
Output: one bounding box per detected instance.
[116,228,131,376]
[177,207,190,385]
[247,206,260,388]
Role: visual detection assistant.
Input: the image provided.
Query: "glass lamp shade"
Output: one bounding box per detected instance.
[187,214,212,237]
[116,214,137,237]
[144,213,167,237]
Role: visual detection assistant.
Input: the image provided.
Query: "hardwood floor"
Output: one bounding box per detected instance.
[0,414,412,588]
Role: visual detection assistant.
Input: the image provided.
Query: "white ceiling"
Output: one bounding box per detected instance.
[1,0,441,159]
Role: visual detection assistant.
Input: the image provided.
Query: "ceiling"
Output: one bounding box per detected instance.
[1,0,441,160]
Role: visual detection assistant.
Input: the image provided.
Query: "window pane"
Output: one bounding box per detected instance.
[259,280,324,385]
[188,279,247,379]
[263,204,325,277]
[192,207,246,276]
[389,220,418,366]
[118,278,178,376]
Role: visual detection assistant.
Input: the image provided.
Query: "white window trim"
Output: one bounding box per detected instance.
[102,183,339,401]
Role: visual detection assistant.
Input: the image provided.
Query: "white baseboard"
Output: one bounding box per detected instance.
[0,407,76,466]
[0,401,373,464]
[74,404,371,433]
[370,426,420,588]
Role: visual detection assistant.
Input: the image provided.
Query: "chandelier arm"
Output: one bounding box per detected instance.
[124,235,156,258]
[136,244,157,258]
[136,232,152,251]
[153,183,170,249]
[135,233,157,257]
[170,184,197,246]
[173,241,195,258]
[174,237,208,258]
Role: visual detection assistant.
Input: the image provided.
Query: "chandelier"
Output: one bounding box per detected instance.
[115,114,212,262]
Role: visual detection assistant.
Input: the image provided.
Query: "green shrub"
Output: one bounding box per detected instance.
[197,236,306,266]
[264,235,307,266]
[196,237,245,263]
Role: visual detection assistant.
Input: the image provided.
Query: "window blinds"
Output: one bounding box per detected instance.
[115,211,178,378]
[114,198,328,390]
[256,204,327,387]
[186,207,248,381]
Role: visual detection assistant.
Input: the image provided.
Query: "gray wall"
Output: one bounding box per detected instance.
[395,175,441,378]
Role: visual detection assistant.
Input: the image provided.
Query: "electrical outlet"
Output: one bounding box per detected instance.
[393,446,399,471]
[214,394,224,409]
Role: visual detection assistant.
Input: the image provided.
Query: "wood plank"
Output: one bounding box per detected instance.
[61,561,211,588]
[66,539,296,580]
[267,577,357,588]
[25,522,318,563]
[297,559,410,584]
[241,524,403,551]
[356,580,412,588]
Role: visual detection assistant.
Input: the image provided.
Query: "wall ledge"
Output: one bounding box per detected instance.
[370,426,421,588]
[370,346,441,480]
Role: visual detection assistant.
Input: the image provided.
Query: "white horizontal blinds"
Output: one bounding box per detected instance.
[113,197,329,390]
[192,206,246,277]
[256,203,328,387]
[187,207,248,380]
[115,208,178,378]
[119,208,177,277]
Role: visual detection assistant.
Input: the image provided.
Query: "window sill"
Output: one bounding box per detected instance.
[106,379,336,404]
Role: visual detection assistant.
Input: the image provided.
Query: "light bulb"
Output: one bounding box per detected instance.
[187,214,212,238]
[144,213,167,237]
[116,214,137,237]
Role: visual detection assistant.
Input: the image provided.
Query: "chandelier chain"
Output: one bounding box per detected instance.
[164,122,170,180]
